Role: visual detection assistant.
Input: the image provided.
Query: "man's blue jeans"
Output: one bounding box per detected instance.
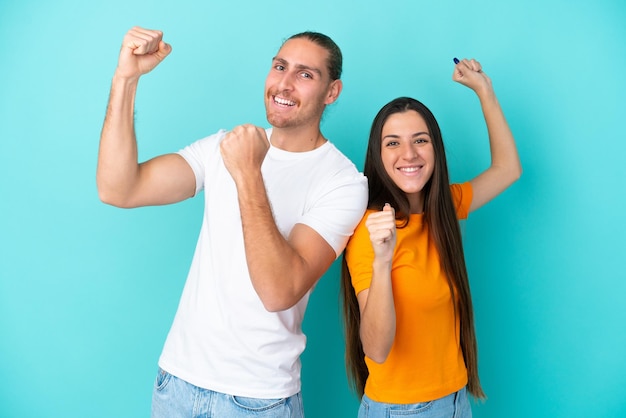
[151,368,304,418]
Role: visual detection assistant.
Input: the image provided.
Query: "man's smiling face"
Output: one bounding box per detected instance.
[264,37,337,130]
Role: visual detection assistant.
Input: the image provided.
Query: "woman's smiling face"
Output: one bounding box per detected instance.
[380,110,435,213]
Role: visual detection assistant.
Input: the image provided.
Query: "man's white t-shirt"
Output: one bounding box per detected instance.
[158,128,368,398]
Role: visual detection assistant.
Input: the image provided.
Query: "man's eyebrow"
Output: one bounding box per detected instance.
[272,57,323,77]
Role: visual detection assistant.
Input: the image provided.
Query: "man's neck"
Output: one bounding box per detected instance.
[269,125,327,152]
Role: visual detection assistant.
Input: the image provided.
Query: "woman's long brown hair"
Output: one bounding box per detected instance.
[340,97,485,399]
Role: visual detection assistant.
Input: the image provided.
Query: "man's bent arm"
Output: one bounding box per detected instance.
[96,27,195,208]
[236,170,336,312]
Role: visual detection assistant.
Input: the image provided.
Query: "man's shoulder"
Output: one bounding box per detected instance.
[320,141,361,172]
[178,129,228,154]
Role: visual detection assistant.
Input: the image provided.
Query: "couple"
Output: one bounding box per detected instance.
[97,27,521,418]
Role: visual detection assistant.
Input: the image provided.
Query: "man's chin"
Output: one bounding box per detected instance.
[266,114,296,129]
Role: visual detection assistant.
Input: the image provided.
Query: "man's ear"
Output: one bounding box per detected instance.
[324,79,343,105]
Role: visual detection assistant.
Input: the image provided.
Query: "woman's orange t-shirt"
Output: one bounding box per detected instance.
[345,182,473,404]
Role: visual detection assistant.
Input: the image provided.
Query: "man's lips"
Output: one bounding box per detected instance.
[273,95,296,107]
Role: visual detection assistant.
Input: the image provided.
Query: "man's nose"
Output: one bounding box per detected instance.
[276,71,296,91]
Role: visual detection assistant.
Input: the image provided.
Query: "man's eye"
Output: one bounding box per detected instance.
[274,64,285,71]
[300,72,312,79]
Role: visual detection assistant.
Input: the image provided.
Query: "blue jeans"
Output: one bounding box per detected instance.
[358,387,472,418]
[151,368,304,418]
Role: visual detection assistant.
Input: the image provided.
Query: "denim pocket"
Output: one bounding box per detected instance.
[231,395,287,413]
[154,367,172,391]
[388,400,433,416]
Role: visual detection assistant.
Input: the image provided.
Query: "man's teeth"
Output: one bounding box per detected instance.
[274,96,296,106]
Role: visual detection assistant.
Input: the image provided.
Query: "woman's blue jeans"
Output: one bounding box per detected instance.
[358,387,472,418]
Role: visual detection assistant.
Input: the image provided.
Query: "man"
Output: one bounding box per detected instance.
[97,26,367,417]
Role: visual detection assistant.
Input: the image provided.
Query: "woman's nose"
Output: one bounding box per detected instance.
[401,143,417,159]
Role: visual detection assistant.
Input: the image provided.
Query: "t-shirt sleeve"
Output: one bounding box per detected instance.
[300,171,368,258]
[176,129,226,196]
[451,182,473,220]
[344,213,375,296]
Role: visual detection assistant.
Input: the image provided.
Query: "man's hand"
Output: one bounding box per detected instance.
[116,26,172,80]
[220,124,270,184]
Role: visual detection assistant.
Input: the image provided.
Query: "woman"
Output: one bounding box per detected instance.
[341,58,521,417]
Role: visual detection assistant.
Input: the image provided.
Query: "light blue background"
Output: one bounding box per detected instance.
[1,0,625,417]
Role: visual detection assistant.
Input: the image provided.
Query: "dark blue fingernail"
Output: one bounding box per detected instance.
[453,57,460,64]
